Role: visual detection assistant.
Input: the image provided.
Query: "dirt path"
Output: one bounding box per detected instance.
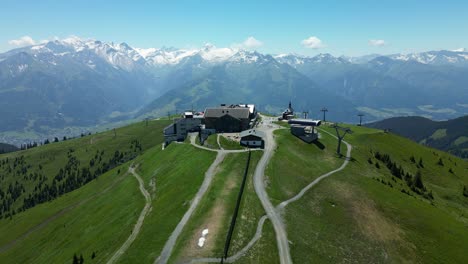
[191,126,353,263]
[217,134,224,150]
[107,166,152,264]
[252,117,292,264]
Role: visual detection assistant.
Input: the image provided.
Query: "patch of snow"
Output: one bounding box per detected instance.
[197,228,209,248]
[200,46,236,62]
[54,52,70,56]
[443,55,457,63]
[31,45,45,50]
[135,47,158,58]
[18,64,28,73]
[198,237,206,247]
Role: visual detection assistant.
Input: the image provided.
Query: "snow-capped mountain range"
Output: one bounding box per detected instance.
[3,36,468,71]
[1,36,468,145]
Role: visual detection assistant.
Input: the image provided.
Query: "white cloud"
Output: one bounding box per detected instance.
[369,39,386,47]
[301,36,325,49]
[232,36,263,50]
[8,36,36,47]
[242,36,263,49]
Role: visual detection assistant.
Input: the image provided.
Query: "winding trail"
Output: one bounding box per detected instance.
[107,166,152,264]
[190,126,352,263]
[217,134,224,150]
[252,117,292,264]
[277,130,352,210]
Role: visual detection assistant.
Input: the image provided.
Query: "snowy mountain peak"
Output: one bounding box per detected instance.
[389,50,468,66]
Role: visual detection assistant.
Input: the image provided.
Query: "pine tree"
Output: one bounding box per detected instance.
[418,158,424,168]
[437,158,444,166]
[413,170,424,189]
[73,253,79,264]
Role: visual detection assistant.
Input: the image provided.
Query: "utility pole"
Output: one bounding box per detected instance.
[331,124,353,156]
[320,107,328,122]
[358,113,364,126]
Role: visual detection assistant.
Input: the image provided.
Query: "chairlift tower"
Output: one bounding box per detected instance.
[331,124,353,156]
[320,107,328,122]
[357,113,365,126]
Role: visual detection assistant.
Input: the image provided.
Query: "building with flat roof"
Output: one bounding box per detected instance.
[163,111,203,144]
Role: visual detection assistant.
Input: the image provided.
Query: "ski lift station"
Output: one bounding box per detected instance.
[288,118,322,143]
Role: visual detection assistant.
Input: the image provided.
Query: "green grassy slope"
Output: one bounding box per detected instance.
[0,165,141,263]
[169,151,263,263]
[117,143,216,263]
[219,135,245,150]
[0,119,171,219]
[203,134,219,149]
[266,129,345,204]
[0,120,218,263]
[264,124,468,263]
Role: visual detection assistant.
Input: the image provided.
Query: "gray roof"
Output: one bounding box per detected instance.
[240,129,265,138]
[204,107,250,119]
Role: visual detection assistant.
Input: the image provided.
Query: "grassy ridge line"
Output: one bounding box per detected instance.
[0,119,170,219]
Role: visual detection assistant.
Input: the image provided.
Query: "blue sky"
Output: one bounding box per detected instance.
[2,0,468,56]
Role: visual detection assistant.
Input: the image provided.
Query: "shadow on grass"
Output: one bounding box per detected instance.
[312,140,325,150]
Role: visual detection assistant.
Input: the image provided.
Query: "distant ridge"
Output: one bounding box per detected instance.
[0,143,19,154]
[367,115,468,158]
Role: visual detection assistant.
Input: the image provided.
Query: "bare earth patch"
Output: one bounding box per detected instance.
[334,181,417,262]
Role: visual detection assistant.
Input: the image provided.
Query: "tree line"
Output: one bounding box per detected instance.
[0,140,144,219]
[372,151,434,200]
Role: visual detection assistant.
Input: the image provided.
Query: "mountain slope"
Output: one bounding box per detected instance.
[2,38,468,143]
[367,115,468,158]
[140,51,356,120]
